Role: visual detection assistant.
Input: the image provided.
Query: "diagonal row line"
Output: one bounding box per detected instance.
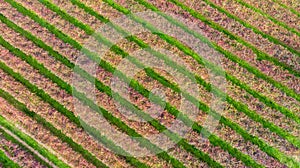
[0,121,54,168]
[3,0,298,167]
[235,0,300,37]
[12,0,300,165]
[4,0,298,167]
[0,143,21,168]
[41,0,300,148]
[0,26,189,168]
[272,0,300,18]
[133,0,300,79]
[9,1,268,168]
[1,0,256,167]
[122,0,300,101]
[0,11,224,167]
[201,0,300,57]
[101,0,299,150]
[70,0,300,134]
[79,0,300,166]
[2,1,233,167]
[173,0,300,77]
[0,38,151,167]
[0,104,70,168]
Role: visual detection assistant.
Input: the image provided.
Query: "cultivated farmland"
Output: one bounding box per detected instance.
[0,0,299,167]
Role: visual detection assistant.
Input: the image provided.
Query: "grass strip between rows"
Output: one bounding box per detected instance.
[2,0,300,167]
[0,148,21,168]
[2,0,227,167]
[148,2,300,163]
[0,63,111,168]
[4,0,300,167]
[71,0,300,128]
[110,0,300,80]
[146,60,300,149]
[0,126,52,168]
[175,0,300,77]
[5,0,296,166]
[73,0,300,145]
[0,36,152,168]
[0,26,184,168]
[203,0,300,57]
[235,0,300,37]
[6,1,296,168]
[0,37,151,167]
[272,0,300,18]
[144,53,300,157]
[120,9,300,148]
[119,0,300,101]
[0,9,222,168]
[6,0,263,167]
[0,108,70,168]
[87,0,300,166]
[170,0,300,97]
[43,0,300,148]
